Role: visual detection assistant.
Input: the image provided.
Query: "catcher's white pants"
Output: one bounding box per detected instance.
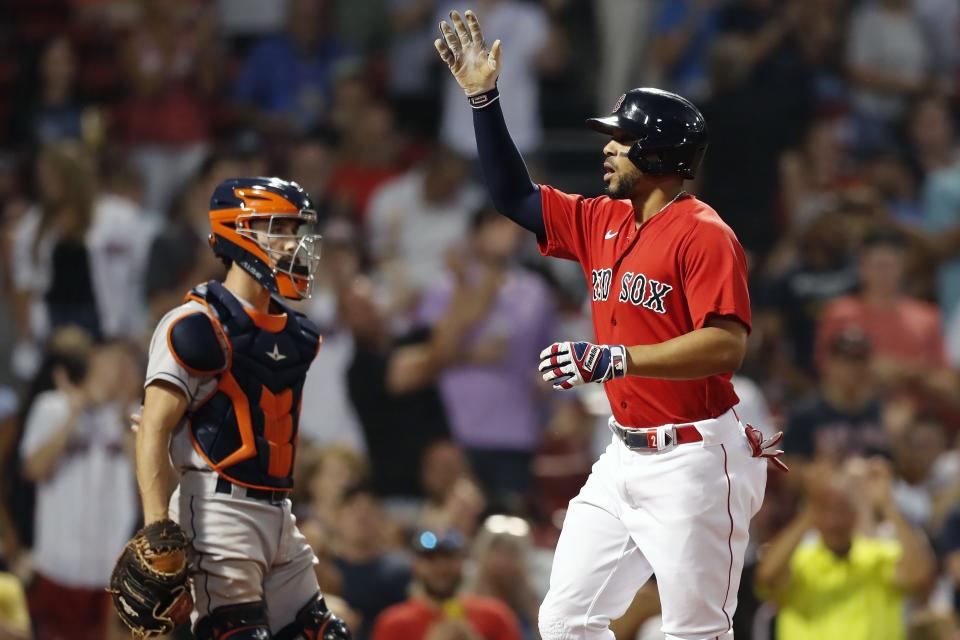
[538,408,767,640]
[169,470,319,630]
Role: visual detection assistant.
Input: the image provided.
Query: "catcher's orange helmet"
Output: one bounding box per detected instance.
[208,177,321,300]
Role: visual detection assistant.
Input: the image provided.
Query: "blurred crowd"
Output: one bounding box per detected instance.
[1,0,960,638]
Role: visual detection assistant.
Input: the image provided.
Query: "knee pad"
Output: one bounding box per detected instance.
[274,594,352,640]
[194,602,271,640]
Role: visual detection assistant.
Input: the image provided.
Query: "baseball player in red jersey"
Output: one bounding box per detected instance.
[435,10,786,640]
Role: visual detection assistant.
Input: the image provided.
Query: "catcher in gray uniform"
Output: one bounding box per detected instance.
[110,177,351,640]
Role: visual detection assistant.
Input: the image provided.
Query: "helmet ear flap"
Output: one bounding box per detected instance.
[627,144,665,176]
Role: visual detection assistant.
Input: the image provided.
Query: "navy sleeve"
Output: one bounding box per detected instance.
[471,87,545,239]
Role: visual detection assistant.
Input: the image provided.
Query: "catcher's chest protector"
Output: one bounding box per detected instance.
[183,280,320,490]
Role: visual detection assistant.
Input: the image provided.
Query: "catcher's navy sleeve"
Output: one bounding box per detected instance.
[471,87,545,240]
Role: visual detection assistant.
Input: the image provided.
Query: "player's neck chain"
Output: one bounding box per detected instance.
[657,189,687,215]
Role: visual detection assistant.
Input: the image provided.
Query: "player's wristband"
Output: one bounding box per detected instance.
[468,86,500,110]
[608,345,628,381]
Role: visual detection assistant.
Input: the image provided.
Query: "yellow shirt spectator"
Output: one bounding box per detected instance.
[770,535,905,640]
[0,571,30,637]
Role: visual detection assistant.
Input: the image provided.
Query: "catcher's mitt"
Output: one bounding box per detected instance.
[109,519,193,638]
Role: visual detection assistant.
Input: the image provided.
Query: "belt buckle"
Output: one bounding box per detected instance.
[648,426,675,450]
[636,426,674,451]
[611,420,676,452]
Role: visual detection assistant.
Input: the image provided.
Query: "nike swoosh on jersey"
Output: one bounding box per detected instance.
[604,230,619,239]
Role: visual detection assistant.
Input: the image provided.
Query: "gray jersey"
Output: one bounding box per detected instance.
[144,299,220,471]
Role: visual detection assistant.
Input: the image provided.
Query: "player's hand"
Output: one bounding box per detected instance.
[864,457,895,513]
[435,9,502,96]
[539,341,627,390]
[53,365,89,414]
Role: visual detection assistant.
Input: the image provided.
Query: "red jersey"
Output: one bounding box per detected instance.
[538,185,751,427]
[370,596,522,640]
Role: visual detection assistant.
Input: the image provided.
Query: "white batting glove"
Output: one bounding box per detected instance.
[538,341,627,390]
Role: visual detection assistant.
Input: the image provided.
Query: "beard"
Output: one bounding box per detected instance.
[422,578,460,601]
[606,170,638,199]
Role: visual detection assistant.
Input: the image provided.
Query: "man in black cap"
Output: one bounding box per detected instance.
[787,327,887,462]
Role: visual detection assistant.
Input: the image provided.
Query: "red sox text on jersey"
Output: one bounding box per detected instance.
[591,268,673,314]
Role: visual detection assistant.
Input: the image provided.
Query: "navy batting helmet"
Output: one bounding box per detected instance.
[587,88,708,180]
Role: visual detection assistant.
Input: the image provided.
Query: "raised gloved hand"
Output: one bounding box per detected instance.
[744,424,789,473]
[539,341,627,390]
[435,9,502,97]
[109,519,193,639]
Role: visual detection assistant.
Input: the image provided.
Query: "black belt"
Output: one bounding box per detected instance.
[215,476,289,505]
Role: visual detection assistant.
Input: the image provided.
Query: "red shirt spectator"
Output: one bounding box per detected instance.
[371,596,521,640]
[371,529,522,640]
[816,294,944,368]
[815,230,945,370]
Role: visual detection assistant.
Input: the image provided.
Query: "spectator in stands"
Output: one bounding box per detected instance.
[923,147,960,356]
[367,144,484,311]
[388,0,444,135]
[646,0,724,101]
[19,337,140,640]
[864,150,923,227]
[937,498,960,613]
[12,37,100,150]
[912,0,960,90]
[371,528,522,640]
[779,116,858,229]
[341,274,451,498]
[331,483,412,639]
[344,236,531,499]
[286,134,337,221]
[759,211,858,389]
[0,392,29,636]
[119,0,219,215]
[419,475,487,542]
[420,441,472,511]
[755,460,935,640]
[846,0,931,149]
[418,207,553,509]
[786,327,886,462]
[329,93,414,221]
[0,387,21,566]
[296,444,371,597]
[698,34,801,256]
[888,415,960,532]
[438,0,549,157]
[907,95,958,187]
[144,160,231,324]
[816,229,951,398]
[300,215,368,450]
[7,142,150,379]
[467,515,540,638]
[300,445,370,530]
[233,0,354,137]
[593,0,657,111]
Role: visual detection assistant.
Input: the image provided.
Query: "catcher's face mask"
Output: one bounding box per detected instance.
[238,212,322,300]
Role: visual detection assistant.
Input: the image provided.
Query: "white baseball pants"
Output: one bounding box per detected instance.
[538,408,767,640]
